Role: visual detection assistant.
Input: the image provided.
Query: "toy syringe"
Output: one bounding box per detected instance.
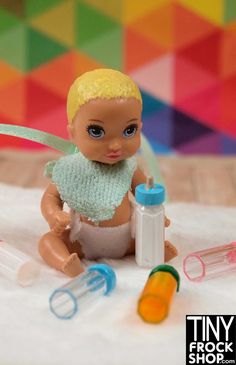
[49,264,116,319]
[0,240,40,286]
[183,242,236,282]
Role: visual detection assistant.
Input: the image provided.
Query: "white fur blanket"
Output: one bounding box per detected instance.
[0,183,236,365]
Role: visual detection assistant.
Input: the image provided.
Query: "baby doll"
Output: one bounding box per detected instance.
[39,69,178,277]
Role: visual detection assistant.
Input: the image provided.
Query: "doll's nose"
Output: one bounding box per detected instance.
[108,139,121,151]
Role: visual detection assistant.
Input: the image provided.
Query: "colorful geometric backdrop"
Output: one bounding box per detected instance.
[0,0,236,154]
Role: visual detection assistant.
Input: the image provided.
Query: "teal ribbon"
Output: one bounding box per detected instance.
[0,123,163,184]
[141,133,164,186]
[0,124,78,154]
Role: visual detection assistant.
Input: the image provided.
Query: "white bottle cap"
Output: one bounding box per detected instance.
[0,240,40,286]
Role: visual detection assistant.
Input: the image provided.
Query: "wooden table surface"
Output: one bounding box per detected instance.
[1,149,236,206]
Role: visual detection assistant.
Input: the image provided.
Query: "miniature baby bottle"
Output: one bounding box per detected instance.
[49,264,116,319]
[135,176,165,268]
[137,264,180,324]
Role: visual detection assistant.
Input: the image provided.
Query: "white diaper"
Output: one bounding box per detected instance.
[69,212,133,260]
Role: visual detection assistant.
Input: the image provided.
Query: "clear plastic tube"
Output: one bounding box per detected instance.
[183,242,236,282]
[49,264,116,319]
[0,240,40,286]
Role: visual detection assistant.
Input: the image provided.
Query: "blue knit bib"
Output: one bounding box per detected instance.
[48,153,137,222]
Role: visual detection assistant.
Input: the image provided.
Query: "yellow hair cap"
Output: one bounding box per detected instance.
[67,68,142,123]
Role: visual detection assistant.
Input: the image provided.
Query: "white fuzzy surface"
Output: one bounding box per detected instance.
[0,183,236,365]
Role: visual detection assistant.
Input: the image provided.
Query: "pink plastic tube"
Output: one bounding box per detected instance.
[0,240,40,286]
[183,242,236,282]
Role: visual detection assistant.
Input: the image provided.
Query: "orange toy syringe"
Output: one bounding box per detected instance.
[137,264,180,324]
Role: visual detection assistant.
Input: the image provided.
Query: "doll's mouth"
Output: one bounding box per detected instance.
[106,152,122,159]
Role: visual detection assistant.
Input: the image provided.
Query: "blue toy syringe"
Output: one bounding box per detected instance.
[49,264,116,319]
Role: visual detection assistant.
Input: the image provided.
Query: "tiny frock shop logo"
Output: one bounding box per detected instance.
[186,315,236,364]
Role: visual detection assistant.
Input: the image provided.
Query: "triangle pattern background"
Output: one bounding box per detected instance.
[0,0,236,154]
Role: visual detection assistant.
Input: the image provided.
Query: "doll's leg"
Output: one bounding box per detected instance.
[126,238,135,255]
[164,240,178,262]
[125,239,178,262]
[38,229,84,277]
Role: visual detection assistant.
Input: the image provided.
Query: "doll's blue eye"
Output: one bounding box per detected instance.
[87,125,105,139]
[123,124,138,138]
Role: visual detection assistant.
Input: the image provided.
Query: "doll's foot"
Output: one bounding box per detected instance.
[164,240,178,262]
[61,253,84,277]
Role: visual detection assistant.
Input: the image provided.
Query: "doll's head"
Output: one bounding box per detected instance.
[67,69,143,164]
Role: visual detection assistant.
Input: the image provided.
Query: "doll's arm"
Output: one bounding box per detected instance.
[131,168,147,194]
[41,183,70,234]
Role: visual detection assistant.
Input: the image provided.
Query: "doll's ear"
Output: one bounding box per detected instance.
[67,124,74,141]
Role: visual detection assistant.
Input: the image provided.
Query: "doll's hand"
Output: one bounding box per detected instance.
[51,211,71,235]
[165,217,171,228]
